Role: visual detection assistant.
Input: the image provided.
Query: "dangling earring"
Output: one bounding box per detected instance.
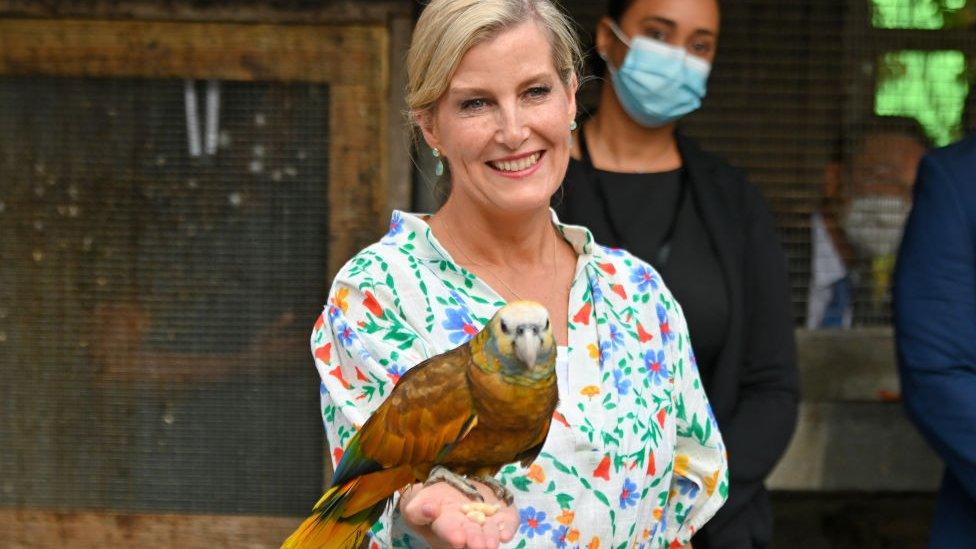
[432,148,444,177]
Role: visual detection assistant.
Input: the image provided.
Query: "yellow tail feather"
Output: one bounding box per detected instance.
[280,510,371,549]
[283,467,413,549]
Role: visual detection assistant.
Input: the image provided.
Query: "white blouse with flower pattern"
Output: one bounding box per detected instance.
[311,210,728,549]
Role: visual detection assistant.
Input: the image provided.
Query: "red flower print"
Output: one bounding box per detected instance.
[657,409,667,428]
[355,367,369,382]
[362,290,384,318]
[313,314,324,333]
[647,451,656,475]
[593,454,611,481]
[333,447,343,464]
[637,322,654,343]
[328,366,350,390]
[599,262,616,275]
[573,302,592,325]
[314,342,332,364]
[553,410,570,428]
[611,284,627,300]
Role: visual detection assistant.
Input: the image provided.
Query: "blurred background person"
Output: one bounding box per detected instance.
[807,116,929,328]
[894,133,976,547]
[555,0,798,547]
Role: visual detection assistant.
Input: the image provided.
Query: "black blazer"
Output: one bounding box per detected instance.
[557,133,799,548]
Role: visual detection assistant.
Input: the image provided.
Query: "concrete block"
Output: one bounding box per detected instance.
[796,328,900,402]
[767,401,942,491]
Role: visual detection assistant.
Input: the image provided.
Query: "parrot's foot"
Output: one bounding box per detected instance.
[471,475,514,506]
[424,466,483,502]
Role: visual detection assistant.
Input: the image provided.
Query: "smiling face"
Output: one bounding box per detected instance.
[599,0,720,67]
[418,20,577,216]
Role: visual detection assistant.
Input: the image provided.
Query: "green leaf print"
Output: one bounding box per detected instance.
[593,489,611,507]
[541,452,576,477]
[556,493,574,509]
[511,475,531,492]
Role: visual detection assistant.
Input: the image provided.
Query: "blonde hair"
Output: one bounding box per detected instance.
[406,0,583,117]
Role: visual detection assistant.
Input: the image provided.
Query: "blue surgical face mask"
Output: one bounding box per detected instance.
[603,20,711,127]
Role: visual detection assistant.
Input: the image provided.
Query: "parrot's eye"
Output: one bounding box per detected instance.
[544,318,550,330]
[500,319,510,333]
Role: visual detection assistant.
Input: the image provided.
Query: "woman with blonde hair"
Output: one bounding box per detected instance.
[310,0,728,547]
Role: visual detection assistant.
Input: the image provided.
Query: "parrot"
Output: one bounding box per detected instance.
[282,300,559,549]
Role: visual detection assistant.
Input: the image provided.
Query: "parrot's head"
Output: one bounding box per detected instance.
[486,300,556,380]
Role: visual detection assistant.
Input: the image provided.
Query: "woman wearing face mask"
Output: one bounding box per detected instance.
[556,1,798,548]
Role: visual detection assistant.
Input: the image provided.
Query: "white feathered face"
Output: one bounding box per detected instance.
[490,300,555,373]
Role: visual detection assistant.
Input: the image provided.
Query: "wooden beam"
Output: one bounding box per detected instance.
[0,19,386,85]
[329,82,390,279]
[0,509,301,548]
[0,0,413,24]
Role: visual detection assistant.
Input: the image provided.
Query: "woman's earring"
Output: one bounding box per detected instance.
[570,120,578,131]
[432,148,444,177]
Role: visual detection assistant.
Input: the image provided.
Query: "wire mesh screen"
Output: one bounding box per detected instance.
[0,76,329,514]
[565,0,974,326]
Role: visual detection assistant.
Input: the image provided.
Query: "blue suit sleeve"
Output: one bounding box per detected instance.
[894,153,976,503]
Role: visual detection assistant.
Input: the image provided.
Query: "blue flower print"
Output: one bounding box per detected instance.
[387,210,404,237]
[613,368,632,396]
[335,323,356,347]
[596,340,612,368]
[442,307,478,344]
[550,525,570,548]
[643,349,669,386]
[676,477,700,498]
[630,264,659,293]
[591,281,604,304]
[552,525,569,549]
[656,303,674,344]
[608,323,625,351]
[620,478,639,509]
[327,304,342,321]
[386,364,406,384]
[519,506,552,538]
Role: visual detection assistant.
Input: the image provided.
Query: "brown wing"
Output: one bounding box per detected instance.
[354,344,477,473]
[517,416,553,467]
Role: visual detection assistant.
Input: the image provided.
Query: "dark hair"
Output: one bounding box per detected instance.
[607,0,719,21]
[607,0,638,22]
[835,115,931,164]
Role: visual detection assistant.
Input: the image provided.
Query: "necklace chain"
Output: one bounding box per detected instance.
[438,215,557,304]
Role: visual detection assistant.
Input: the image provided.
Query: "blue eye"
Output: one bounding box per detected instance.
[460,98,488,111]
[526,86,551,99]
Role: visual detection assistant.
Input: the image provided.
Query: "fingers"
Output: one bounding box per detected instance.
[401,493,439,528]
[486,506,517,543]
[400,480,512,549]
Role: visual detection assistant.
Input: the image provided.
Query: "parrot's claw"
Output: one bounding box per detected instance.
[424,466,484,502]
[471,475,515,506]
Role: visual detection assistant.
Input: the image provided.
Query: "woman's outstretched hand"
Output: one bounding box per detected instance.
[399,480,518,549]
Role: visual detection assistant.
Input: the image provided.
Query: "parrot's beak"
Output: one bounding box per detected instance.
[514,328,542,368]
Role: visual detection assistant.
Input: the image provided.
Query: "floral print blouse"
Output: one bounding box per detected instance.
[311,210,728,549]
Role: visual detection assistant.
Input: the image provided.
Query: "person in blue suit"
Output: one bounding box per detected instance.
[894,133,976,548]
